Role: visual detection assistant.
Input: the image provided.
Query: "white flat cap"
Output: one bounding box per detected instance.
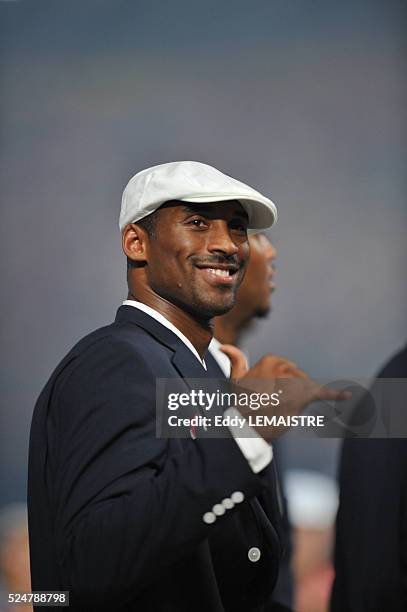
[119,161,277,231]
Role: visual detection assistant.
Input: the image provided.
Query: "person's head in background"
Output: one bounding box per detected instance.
[213,232,276,345]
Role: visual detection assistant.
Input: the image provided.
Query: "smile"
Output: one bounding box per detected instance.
[208,268,233,277]
[197,266,239,286]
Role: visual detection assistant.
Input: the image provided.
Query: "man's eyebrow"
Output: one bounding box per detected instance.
[181,204,249,221]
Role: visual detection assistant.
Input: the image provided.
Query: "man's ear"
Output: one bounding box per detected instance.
[122,223,149,263]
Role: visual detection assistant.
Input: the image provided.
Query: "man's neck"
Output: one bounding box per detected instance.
[214,309,254,346]
[213,318,238,345]
[127,289,213,359]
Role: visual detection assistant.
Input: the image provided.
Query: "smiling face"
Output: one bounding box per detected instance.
[132,200,250,319]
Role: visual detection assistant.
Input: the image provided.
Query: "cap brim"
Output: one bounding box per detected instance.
[180,194,277,230]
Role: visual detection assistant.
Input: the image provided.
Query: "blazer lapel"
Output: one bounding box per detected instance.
[171,347,211,379]
[115,305,208,378]
[115,305,212,442]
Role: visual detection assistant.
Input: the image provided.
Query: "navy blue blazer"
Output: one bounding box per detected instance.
[28,305,284,611]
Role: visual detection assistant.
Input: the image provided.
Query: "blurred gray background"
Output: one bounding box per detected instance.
[1,0,406,504]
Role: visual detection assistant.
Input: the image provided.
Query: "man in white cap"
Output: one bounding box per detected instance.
[28,161,345,612]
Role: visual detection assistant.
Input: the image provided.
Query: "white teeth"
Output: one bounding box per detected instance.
[208,268,230,277]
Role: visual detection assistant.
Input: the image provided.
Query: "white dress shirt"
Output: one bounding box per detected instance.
[208,337,232,377]
[123,300,272,473]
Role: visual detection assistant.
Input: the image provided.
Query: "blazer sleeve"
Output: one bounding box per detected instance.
[48,338,270,607]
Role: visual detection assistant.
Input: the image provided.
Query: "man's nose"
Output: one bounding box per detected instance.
[267,242,277,262]
[207,221,240,255]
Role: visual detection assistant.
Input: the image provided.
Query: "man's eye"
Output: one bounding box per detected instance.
[230,221,248,233]
[189,219,208,228]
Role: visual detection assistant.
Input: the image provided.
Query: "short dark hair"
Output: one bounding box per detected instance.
[136,211,157,238]
[126,211,157,270]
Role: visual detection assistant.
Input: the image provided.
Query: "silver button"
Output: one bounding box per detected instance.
[203,511,216,524]
[221,497,235,510]
[212,503,225,516]
[248,547,261,563]
[231,491,244,504]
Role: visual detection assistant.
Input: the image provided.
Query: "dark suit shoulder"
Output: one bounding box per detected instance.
[66,317,169,359]
[44,317,175,390]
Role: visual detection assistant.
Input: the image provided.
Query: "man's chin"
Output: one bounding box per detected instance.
[210,303,236,317]
[190,293,236,319]
[254,304,271,319]
[197,301,236,318]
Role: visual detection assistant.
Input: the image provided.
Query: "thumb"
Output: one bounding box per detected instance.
[219,344,249,379]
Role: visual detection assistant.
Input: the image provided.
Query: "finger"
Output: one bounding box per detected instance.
[219,344,249,379]
[315,385,352,402]
[276,357,298,370]
[291,367,308,380]
[276,364,308,379]
[266,355,299,370]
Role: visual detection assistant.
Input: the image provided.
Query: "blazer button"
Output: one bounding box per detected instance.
[203,511,216,524]
[231,491,244,504]
[221,498,235,510]
[248,547,261,563]
[212,503,226,516]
